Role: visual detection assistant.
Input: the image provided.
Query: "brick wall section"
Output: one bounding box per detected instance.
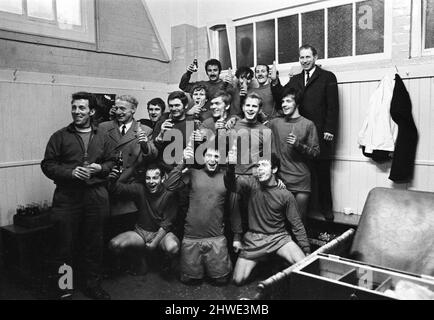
[0,39,169,82]
[0,0,169,82]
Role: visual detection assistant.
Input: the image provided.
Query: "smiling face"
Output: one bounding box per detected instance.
[206,64,221,82]
[145,168,162,194]
[255,160,277,184]
[210,96,229,119]
[299,48,317,72]
[242,97,261,122]
[115,100,136,124]
[281,94,299,118]
[192,88,207,106]
[71,99,94,128]
[255,65,269,86]
[148,104,162,122]
[168,98,186,121]
[204,149,221,173]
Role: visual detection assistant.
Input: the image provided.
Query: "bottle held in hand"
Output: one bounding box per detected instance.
[116,151,124,173]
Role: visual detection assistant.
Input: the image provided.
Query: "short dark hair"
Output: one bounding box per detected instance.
[145,163,163,177]
[270,153,280,171]
[167,91,189,107]
[147,97,166,113]
[71,92,97,110]
[299,44,318,56]
[243,92,263,109]
[191,83,210,100]
[211,90,232,106]
[281,87,303,106]
[255,64,270,73]
[205,59,222,73]
[235,66,254,80]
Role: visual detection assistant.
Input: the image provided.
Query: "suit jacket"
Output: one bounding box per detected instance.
[99,119,154,215]
[272,66,339,158]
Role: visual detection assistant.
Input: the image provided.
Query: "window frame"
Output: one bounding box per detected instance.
[210,0,392,70]
[0,0,96,43]
[207,19,237,72]
[422,0,434,55]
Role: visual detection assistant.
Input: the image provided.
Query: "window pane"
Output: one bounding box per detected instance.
[57,0,81,26]
[256,19,275,65]
[0,0,23,14]
[328,5,353,58]
[356,0,384,55]
[425,0,434,49]
[218,29,232,70]
[27,0,54,20]
[302,10,325,59]
[278,15,299,63]
[236,24,254,68]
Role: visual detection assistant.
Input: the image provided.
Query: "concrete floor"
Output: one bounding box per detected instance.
[0,258,264,300]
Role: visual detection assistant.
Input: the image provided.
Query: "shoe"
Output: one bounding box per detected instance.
[82,285,111,300]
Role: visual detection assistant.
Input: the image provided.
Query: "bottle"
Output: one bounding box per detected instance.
[83,152,90,167]
[193,59,198,72]
[116,151,124,173]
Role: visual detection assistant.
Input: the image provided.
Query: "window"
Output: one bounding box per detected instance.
[208,24,233,70]
[411,0,434,56]
[218,28,232,70]
[229,0,390,68]
[423,0,434,50]
[256,19,275,65]
[0,0,95,43]
[236,24,254,68]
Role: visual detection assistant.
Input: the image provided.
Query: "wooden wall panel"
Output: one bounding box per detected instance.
[0,71,170,226]
[331,75,434,215]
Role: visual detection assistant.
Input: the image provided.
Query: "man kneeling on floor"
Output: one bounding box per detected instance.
[226,152,311,285]
[173,141,233,285]
[108,164,181,276]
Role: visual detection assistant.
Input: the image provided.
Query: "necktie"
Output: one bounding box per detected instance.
[305,70,310,85]
[121,125,126,136]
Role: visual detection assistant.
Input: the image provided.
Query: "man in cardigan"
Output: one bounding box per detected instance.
[271,44,339,221]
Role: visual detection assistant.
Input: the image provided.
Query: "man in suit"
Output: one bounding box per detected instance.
[99,95,155,235]
[271,45,339,221]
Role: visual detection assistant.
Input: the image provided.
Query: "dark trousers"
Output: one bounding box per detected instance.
[311,159,333,213]
[48,185,109,288]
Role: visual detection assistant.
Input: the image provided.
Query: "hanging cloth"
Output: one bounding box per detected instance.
[389,74,419,182]
[358,75,397,162]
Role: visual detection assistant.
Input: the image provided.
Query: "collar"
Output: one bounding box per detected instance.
[305,66,316,78]
[119,120,134,133]
[67,122,97,133]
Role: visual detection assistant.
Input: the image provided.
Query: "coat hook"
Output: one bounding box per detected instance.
[13,69,18,81]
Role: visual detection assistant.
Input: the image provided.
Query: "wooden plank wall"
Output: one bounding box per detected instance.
[0,70,171,226]
[332,76,434,215]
